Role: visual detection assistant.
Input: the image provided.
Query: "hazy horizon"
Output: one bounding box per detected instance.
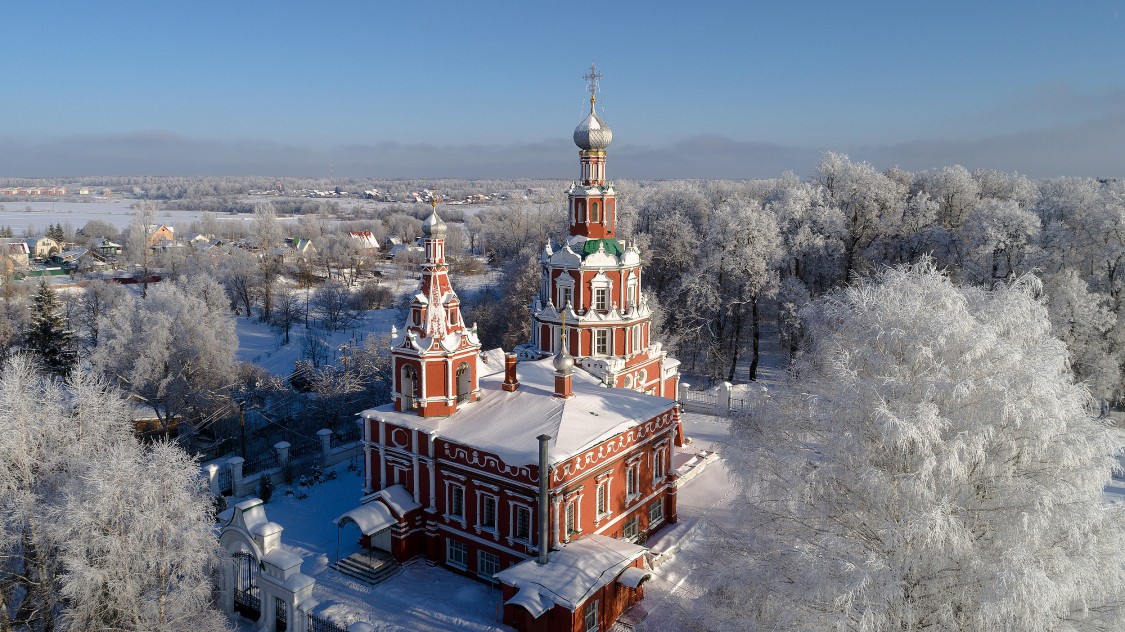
[3,2,1124,179]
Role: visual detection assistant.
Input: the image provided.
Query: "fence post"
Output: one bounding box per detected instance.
[678,381,689,405]
[318,428,333,457]
[275,441,291,471]
[719,381,733,412]
[205,463,220,496]
[228,457,244,497]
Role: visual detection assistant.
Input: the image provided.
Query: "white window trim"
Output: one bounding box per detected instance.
[564,494,583,541]
[652,445,667,486]
[477,550,500,580]
[445,482,466,525]
[556,274,574,310]
[625,462,640,505]
[623,515,639,542]
[584,600,599,632]
[508,501,533,546]
[475,491,499,536]
[594,471,613,526]
[650,500,665,529]
[446,538,468,569]
[595,329,609,356]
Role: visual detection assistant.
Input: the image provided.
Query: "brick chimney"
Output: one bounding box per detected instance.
[502,353,520,392]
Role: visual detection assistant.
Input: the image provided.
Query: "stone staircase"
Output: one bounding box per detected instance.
[333,550,401,586]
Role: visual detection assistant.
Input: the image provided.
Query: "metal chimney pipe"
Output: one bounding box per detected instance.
[537,433,551,565]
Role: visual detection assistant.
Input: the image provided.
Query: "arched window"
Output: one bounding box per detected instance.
[401,364,418,409]
[456,362,471,403]
[590,201,601,223]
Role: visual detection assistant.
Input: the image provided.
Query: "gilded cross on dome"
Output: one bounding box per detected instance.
[583,64,602,105]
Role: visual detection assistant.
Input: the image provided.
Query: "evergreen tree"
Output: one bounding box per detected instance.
[26,281,76,378]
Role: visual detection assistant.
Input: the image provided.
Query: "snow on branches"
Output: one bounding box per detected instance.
[0,357,230,631]
[713,261,1125,632]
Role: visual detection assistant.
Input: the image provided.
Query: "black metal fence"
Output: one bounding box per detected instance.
[216,467,232,495]
[243,451,279,477]
[287,439,320,465]
[195,438,235,463]
[308,614,349,632]
[330,424,362,448]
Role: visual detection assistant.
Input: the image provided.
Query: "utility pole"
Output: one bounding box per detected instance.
[239,399,247,460]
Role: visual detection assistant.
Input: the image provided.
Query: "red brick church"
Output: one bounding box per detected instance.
[340,67,682,632]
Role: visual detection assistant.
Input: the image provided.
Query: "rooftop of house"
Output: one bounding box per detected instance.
[494,534,648,615]
[359,354,676,468]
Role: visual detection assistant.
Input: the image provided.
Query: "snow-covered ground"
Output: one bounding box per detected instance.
[235,308,400,377]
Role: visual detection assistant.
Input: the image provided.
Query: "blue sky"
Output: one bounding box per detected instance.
[2,1,1124,178]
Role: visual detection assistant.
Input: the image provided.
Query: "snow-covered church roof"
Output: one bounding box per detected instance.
[359,355,676,467]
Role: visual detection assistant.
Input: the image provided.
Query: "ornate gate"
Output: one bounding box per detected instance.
[233,552,261,620]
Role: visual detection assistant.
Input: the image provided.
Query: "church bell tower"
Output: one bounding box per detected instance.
[390,198,482,417]
[517,66,680,399]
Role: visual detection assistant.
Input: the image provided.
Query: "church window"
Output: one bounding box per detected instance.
[560,286,573,309]
[480,494,497,531]
[584,601,599,632]
[653,444,666,483]
[594,288,608,310]
[401,364,418,409]
[596,481,609,517]
[456,362,471,403]
[447,539,467,568]
[478,551,500,579]
[449,484,465,519]
[623,516,638,541]
[626,463,638,497]
[590,201,601,223]
[513,504,531,542]
[565,501,577,537]
[595,330,609,355]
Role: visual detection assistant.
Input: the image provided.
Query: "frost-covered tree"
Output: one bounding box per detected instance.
[816,152,907,281]
[91,278,237,434]
[125,202,157,297]
[959,198,1041,287]
[253,203,284,321]
[1044,270,1121,401]
[0,357,230,632]
[25,281,76,378]
[711,261,1125,631]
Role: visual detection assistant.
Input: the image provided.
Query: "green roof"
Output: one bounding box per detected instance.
[580,238,624,259]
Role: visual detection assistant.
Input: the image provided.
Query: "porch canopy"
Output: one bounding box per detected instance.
[334,502,395,536]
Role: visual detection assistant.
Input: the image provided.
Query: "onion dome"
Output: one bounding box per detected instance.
[422,209,447,239]
[553,347,574,375]
[573,104,613,151]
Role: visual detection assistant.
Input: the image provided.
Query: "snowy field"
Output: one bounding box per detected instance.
[0,200,208,232]
[235,307,401,377]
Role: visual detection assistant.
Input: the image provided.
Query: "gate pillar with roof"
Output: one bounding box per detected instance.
[218,498,316,632]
